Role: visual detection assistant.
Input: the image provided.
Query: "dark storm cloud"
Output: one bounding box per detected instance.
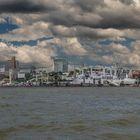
[97,16,140,29]
[49,25,123,40]
[119,0,134,5]
[0,0,53,13]
[74,0,105,12]
[0,0,140,29]
[42,0,140,30]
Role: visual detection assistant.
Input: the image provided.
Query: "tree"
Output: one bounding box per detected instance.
[25,73,32,81]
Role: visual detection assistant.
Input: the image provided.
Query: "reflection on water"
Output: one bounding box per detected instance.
[0,87,140,140]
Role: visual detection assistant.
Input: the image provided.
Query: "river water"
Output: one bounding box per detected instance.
[0,87,140,140]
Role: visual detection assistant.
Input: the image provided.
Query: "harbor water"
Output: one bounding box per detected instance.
[0,87,140,140]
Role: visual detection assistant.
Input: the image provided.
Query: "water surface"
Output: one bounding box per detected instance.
[0,87,140,140]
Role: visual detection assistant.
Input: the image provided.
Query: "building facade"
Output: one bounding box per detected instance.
[6,56,19,80]
[53,58,68,73]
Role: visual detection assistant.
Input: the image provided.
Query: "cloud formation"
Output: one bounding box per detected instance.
[0,42,55,66]
[0,0,49,13]
[0,0,140,67]
[0,0,140,28]
[0,21,51,41]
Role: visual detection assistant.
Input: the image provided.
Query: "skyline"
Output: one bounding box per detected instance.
[0,0,140,67]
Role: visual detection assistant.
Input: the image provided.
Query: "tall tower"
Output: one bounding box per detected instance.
[6,56,19,80]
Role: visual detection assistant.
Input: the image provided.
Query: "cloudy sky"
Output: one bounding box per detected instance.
[0,0,140,67]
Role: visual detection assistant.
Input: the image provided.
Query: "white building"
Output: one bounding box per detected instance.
[0,65,5,74]
[17,73,26,79]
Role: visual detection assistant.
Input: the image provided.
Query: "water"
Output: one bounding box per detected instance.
[0,87,140,140]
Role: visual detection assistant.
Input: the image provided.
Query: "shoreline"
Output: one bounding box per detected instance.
[0,84,139,88]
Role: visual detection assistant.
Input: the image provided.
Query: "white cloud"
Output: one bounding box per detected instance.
[0,21,51,41]
[0,17,6,23]
[61,37,87,56]
[0,42,55,66]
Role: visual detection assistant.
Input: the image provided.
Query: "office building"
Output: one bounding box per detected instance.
[53,57,68,73]
[5,56,19,80]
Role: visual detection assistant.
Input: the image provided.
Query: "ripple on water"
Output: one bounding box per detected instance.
[0,127,18,139]
[101,133,140,140]
[105,115,140,128]
[19,124,44,130]
[70,124,87,132]
[0,104,19,110]
[0,96,13,100]
[68,120,88,133]
[18,122,65,133]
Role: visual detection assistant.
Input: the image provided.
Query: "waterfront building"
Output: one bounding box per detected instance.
[35,67,52,74]
[6,56,19,70]
[17,73,25,80]
[131,70,140,78]
[19,68,31,74]
[0,65,6,74]
[68,65,136,86]
[0,65,6,81]
[5,56,19,80]
[53,57,68,73]
[68,64,75,72]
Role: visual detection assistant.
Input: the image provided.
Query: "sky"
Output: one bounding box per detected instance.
[0,0,140,67]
